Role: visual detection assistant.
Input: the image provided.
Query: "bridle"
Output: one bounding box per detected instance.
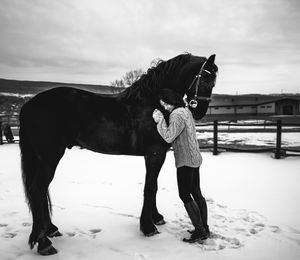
[185,60,214,109]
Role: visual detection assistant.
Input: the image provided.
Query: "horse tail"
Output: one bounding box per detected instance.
[19,103,53,215]
[19,104,36,213]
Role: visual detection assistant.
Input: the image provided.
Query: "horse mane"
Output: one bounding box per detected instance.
[118,53,192,102]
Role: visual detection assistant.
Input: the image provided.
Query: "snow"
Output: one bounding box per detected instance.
[0,144,300,259]
[198,132,300,147]
[0,92,34,98]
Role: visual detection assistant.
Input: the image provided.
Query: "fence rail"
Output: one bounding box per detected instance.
[1,117,300,159]
[0,122,2,145]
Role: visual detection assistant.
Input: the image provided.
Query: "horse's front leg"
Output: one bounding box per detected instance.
[152,194,166,225]
[140,147,166,236]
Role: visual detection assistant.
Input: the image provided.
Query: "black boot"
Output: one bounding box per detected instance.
[183,228,208,243]
[195,197,210,235]
[188,227,210,237]
[183,201,208,243]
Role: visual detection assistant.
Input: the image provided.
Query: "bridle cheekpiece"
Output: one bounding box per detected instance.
[186,60,212,108]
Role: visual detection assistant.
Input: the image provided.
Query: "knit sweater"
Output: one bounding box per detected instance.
[155,107,202,168]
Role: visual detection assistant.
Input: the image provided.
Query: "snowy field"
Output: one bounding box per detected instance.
[196,120,300,148]
[0,144,300,260]
[198,132,300,147]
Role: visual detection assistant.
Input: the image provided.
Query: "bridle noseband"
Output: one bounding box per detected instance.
[186,60,213,108]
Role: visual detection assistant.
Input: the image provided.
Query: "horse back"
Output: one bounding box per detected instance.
[21,87,166,156]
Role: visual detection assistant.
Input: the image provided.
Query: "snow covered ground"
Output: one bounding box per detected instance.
[0,144,300,259]
[198,131,300,147]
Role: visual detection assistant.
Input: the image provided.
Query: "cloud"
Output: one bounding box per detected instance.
[0,0,299,93]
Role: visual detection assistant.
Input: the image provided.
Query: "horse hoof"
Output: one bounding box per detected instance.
[38,245,58,256]
[140,225,159,237]
[154,219,166,225]
[145,229,160,237]
[47,230,63,238]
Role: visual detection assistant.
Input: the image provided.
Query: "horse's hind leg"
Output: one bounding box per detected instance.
[27,165,56,255]
[28,146,65,255]
[38,147,66,254]
[39,159,63,239]
[43,177,62,238]
[45,217,62,238]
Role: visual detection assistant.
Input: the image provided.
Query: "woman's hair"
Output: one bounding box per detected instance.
[159,88,185,108]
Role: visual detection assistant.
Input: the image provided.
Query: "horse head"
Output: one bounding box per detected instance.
[183,54,218,120]
[167,54,218,121]
[120,53,218,121]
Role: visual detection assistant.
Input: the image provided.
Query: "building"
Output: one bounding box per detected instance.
[207,94,300,116]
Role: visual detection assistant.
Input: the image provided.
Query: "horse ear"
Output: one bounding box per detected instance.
[205,54,216,69]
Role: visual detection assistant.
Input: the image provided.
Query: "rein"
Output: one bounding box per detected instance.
[186,60,212,108]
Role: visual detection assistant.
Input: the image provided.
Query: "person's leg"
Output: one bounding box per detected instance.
[177,166,193,204]
[191,168,209,234]
[177,167,207,243]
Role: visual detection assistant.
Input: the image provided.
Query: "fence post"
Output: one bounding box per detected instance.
[0,121,3,145]
[275,119,282,159]
[213,120,218,155]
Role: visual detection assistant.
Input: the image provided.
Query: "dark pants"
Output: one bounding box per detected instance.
[177,166,203,203]
[177,166,209,231]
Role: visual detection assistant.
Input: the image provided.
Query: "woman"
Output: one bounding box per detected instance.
[152,88,209,243]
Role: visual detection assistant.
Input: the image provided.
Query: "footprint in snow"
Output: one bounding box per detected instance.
[251,223,265,233]
[288,227,300,235]
[212,214,227,221]
[203,236,241,251]
[89,228,102,234]
[66,232,76,237]
[4,232,17,238]
[182,231,242,251]
[64,228,102,238]
[110,212,139,219]
[283,227,300,246]
[165,199,276,251]
[216,204,227,209]
[268,225,280,233]
[134,253,148,259]
[89,228,102,238]
[233,227,247,233]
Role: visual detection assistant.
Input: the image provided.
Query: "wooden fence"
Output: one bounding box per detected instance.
[197,120,300,158]
[0,121,2,145]
[1,118,300,159]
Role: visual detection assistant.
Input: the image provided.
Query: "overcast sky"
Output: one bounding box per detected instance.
[0,0,299,94]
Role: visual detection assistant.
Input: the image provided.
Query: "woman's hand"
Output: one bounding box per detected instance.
[152,109,164,123]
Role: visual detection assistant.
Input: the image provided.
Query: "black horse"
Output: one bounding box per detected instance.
[19,53,218,255]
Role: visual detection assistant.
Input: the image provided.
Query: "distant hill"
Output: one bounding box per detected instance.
[0,78,121,95]
[0,78,123,117]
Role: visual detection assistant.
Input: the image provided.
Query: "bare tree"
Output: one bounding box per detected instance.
[111,69,144,88]
[111,58,163,88]
[110,79,126,88]
[123,69,144,86]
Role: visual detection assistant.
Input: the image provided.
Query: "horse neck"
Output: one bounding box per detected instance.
[116,83,157,105]
[116,55,193,104]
